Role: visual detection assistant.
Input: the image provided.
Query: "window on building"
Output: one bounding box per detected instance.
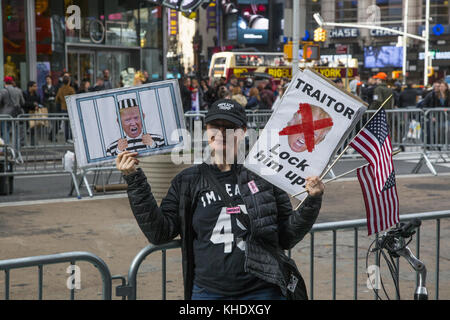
[335,0,358,23]
[423,0,449,25]
[140,3,163,81]
[376,0,403,22]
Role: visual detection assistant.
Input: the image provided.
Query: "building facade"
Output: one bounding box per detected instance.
[2,0,167,91]
[310,0,450,83]
[196,0,449,84]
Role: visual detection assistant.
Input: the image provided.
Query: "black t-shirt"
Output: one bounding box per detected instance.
[192,169,271,296]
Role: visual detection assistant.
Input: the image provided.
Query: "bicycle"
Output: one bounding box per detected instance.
[366,219,428,300]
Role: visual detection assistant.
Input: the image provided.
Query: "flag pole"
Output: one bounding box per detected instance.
[292,148,401,198]
[319,94,393,180]
[293,164,366,198]
[293,94,393,211]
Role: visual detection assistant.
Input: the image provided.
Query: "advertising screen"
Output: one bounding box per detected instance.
[236,0,269,44]
[364,46,403,68]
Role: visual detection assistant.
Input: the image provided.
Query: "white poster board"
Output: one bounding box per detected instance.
[66,79,186,168]
[244,68,367,201]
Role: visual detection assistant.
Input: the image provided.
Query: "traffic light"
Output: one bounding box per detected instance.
[314,27,327,42]
[303,44,320,61]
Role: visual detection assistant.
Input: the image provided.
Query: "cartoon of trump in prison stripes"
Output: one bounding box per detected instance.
[106,98,165,156]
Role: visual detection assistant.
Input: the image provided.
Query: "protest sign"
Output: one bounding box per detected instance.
[244,68,367,201]
[66,79,186,168]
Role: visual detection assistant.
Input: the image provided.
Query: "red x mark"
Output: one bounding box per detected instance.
[279,103,334,152]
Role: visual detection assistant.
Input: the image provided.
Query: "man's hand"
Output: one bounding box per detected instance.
[116,151,139,176]
[117,138,128,152]
[305,176,324,197]
[142,133,154,147]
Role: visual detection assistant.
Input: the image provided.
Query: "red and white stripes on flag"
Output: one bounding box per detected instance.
[357,165,399,235]
[349,110,393,194]
[351,109,399,235]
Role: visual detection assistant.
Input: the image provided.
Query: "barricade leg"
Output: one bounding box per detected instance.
[326,169,336,179]
[81,170,94,197]
[1,121,11,145]
[70,171,82,199]
[412,153,437,176]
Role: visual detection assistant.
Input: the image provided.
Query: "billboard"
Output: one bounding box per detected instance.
[364,46,403,68]
[223,0,269,44]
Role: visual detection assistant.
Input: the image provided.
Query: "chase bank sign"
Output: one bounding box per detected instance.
[370,26,403,37]
[329,28,359,38]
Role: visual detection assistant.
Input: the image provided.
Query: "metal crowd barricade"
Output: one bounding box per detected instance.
[337,108,424,156]
[386,108,425,151]
[308,210,449,300]
[184,112,206,136]
[422,108,449,152]
[0,115,74,176]
[0,115,98,198]
[0,115,14,147]
[0,210,447,300]
[410,108,449,174]
[0,251,113,300]
[121,210,449,300]
[246,110,273,130]
[120,240,182,300]
[331,108,443,175]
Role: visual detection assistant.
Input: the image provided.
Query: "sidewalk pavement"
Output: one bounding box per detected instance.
[0,175,449,300]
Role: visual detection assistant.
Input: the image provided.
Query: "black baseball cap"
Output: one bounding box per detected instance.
[205,99,247,128]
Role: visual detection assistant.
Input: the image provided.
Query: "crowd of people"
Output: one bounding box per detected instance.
[0,68,156,146]
[2,65,449,148]
[179,71,450,116]
[179,74,290,113]
[353,72,450,109]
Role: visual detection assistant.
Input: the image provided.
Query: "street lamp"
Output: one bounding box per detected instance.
[313,13,324,27]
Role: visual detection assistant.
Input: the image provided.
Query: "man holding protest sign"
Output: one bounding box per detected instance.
[117,98,324,300]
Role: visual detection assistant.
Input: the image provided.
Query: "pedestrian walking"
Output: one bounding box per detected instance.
[0,76,25,146]
[42,75,58,140]
[180,77,192,113]
[23,81,41,145]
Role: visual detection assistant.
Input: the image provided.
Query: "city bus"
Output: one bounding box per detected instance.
[208,51,292,84]
[208,51,359,86]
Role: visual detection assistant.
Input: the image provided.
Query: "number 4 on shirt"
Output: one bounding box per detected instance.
[210,205,248,253]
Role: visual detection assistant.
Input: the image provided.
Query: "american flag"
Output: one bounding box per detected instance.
[350,109,393,194]
[357,166,399,235]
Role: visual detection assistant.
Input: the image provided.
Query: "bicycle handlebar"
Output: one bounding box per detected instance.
[385,219,421,241]
[374,219,428,300]
[399,219,421,237]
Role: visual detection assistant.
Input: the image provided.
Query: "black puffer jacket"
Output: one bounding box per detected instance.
[124,164,322,299]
